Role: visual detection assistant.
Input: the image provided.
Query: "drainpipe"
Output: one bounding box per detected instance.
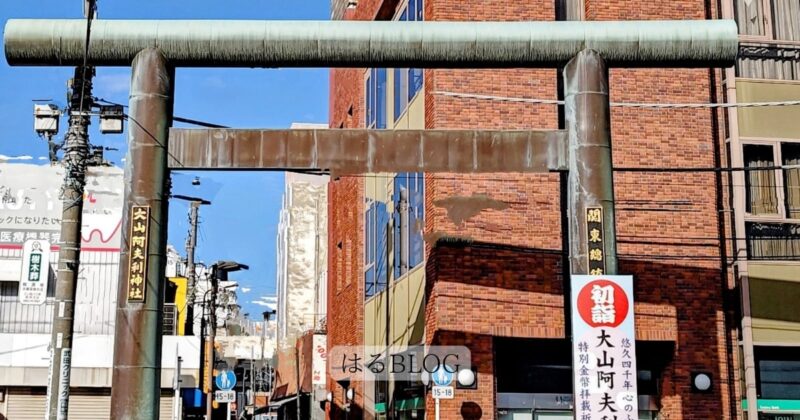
[720,0,758,418]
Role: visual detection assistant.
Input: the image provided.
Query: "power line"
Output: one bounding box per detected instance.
[434,90,800,109]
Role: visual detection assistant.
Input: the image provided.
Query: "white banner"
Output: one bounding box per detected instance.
[19,239,50,304]
[312,334,327,385]
[571,275,638,420]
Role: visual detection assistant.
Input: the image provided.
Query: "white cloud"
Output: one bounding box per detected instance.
[38,156,47,160]
[241,287,251,293]
[251,295,277,309]
[0,155,33,161]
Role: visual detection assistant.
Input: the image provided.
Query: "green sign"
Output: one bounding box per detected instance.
[742,399,800,413]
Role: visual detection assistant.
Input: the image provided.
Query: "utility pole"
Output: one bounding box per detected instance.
[173,344,183,420]
[172,194,210,335]
[44,63,94,420]
[206,274,219,420]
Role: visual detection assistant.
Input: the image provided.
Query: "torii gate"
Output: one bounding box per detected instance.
[4,18,737,419]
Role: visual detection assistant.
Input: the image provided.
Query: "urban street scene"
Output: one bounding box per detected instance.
[0,0,799,419]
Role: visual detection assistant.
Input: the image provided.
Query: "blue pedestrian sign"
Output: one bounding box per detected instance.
[431,366,454,387]
[215,370,236,391]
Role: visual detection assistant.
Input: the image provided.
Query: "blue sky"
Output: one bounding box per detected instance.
[0,0,331,317]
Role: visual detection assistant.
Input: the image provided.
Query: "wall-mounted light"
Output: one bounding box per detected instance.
[691,372,712,393]
[420,370,429,387]
[345,387,355,401]
[346,0,358,9]
[456,368,477,389]
[326,391,333,402]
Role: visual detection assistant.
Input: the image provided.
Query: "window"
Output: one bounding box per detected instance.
[745,144,779,215]
[365,199,389,298]
[744,142,800,218]
[393,0,424,121]
[735,0,800,41]
[784,142,800,218]
[743,142,800,259]
[366,68,387,129]
[756,346,800,399]
[393,172,425,278]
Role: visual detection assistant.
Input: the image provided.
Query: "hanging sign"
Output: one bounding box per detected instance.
[19,239,51,304]
[127,206,150,302]
[571,275,638,420]
[312,334,327,385]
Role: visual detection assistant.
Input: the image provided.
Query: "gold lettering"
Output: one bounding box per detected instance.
[133,207,148,221]
[587,208,602,223]
[589,249,603,262]
[589,228,602,243]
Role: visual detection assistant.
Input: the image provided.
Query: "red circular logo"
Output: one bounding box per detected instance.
[576,279,629,328]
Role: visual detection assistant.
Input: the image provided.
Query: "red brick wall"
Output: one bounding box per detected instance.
[328,0,739,419]
[327,0,383,416]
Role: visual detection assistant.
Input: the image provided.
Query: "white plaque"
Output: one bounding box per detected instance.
[19,239,50,305]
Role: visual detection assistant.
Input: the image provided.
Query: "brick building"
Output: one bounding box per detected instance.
[321,1,796,419]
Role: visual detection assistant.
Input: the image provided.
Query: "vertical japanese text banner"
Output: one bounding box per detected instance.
[571,275,638,420]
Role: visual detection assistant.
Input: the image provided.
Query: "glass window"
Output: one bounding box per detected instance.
[394,172,425,279]
[745,144,779,215]
[782,143,800,218]
[393,0,423,121]
[756,346,800,400]
[366,68,387,129]
[365,200,389,298]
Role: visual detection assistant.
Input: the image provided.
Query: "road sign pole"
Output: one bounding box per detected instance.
[226,402,231,420]
[435,398,440,420]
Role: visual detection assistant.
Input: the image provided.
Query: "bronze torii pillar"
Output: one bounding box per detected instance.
[110,48,175,419]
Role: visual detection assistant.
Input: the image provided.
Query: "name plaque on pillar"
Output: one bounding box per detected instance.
[126,205,150,303]
[586,207,605,275]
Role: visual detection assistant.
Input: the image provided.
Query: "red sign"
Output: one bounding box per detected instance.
[576,279,629,328]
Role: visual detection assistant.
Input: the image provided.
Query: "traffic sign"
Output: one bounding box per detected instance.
[431,366,454,387]
[432,386,454,399]
[215,390,235,403]
[215,370,237,390]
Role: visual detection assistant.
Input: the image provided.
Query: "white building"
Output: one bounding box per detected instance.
[272,137,329,418]
[0,162,199,419]
[275,170,329,351]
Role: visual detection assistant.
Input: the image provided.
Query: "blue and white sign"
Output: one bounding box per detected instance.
[431,366,454,387]
[215,370,236,391]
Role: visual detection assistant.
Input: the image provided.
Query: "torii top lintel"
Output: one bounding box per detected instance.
[4,19,737,68]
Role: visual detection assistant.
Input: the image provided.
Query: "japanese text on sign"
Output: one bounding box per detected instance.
[586,207,605,276]
[572,275,638,420]
[127,206,150,302]
[19,239,51,305]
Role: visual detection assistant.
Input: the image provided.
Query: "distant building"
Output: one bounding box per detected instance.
[0,162,199,419]
[272,154,329,420]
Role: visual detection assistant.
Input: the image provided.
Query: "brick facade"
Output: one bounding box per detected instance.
[328,1,740,419]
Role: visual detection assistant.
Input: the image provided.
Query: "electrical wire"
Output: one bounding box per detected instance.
[433,90,800,109]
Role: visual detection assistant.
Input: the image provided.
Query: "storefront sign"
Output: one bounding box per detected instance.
[571,275,638,420]
[19,239,51,304]
[312,334,327,385]
[126,206,150,302]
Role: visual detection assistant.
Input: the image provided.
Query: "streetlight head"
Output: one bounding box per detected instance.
[192,176,201,186]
